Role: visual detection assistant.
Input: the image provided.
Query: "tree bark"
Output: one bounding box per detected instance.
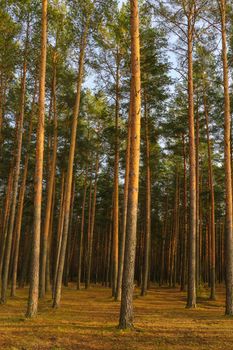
[26,0,47,318]
[203,85,216,300]
[118,0,141,329]
[141,93,151,296]
[112,51,120,299]
[11,81,37,297]
[219,0,233,315]
[186,4,196,309]
[40,50,58,298]
[1,19,29,304]
[116,86,132,300]
[52,18,90,308]
[77,166,88,290]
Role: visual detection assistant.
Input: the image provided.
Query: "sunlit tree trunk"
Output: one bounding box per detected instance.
[112,52,120,298]
[1,19,29,304]
[141,93,151,296]
[26,0,47,317]
[218,0,233,315]
[86,156,99,289]
[119,0,141,329]
[203,86,216,300]
[0,167,13,280]
[196,108,200,290]
[186,3,196,309]
[77,166,88,290]
[116,87,132,300]
[11,82,37,297]
[181,134,187,291]
[40,50,58,298]
[52,17,90,308]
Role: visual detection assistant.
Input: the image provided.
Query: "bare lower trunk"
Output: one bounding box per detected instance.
[40,51,58,298]
[119,0,141,329]
[26,0,47,318]
[116,89,132,300]
[11,82,37,297]
[186,4,196,309]
[77,166,88,290]
[218,0,233,315]
[141,93,151,296]
[52,18,89,308]
[1,21,29,304]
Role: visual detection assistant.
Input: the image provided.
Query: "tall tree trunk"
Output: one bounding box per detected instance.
[0,167,14,280]
[40,51,58,298]
[53,171,65,293]
[112,52,120,298]
[118,0,141,329]
[181,134,187,291]
[141,93,151,296]
[11,82,37,297]
[1,20,29,304]
[77,166,88,290]
[203,86,216,300]
[86,156,99,289]
[52,18,90,308]
[196,108,200,290]
[116,88,132,300]
[186,4,196,309]
[218,0,233,316]
[26,0,47,318]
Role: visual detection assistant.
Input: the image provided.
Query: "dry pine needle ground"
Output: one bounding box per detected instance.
[0,285,232,350]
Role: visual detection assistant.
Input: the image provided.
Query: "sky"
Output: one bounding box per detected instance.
[118,0,126,8]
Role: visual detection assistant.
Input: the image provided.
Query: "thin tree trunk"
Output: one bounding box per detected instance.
[0,168,14,280]
[1,20,29,304]
[53,171,65,293]
[52,18,90,308]
[203,86,216,300]
[112,52,120,298]
[77,166,88,290]
[141,93,151,296]
[40,50,58,298]
[181,134,187,291]
[26,0,47,318]
[11,82,37,297]
[218,0,233,316]
[196,108,200,290]
[116,88,132,300]
[86,156,99,289]
[186,4,196,309]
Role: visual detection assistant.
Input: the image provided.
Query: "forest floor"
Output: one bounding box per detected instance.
[0,284,232,350]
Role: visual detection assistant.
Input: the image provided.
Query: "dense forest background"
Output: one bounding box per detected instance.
[0,0,233,337]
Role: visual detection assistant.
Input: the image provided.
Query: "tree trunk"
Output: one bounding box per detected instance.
[219,0,233,315]
[1,20,29,304]
[40,50,58,298]
[86,156,99,289]
[203,86,216,300]
[118,0,141,329]
[52,18,90,308]
[116,87,132,300]
[196,107,200,290]
[26,0,47,318]
[186,4,196,309]
[141,93,151,296]
[112,51,120,299]
[181,134,187,291]
[77,166,88,290]
[11,81,37,297]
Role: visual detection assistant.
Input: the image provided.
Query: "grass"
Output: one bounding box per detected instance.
[0,284,232,349]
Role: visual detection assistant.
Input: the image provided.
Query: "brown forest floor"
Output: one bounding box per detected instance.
[0,284,232,350]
